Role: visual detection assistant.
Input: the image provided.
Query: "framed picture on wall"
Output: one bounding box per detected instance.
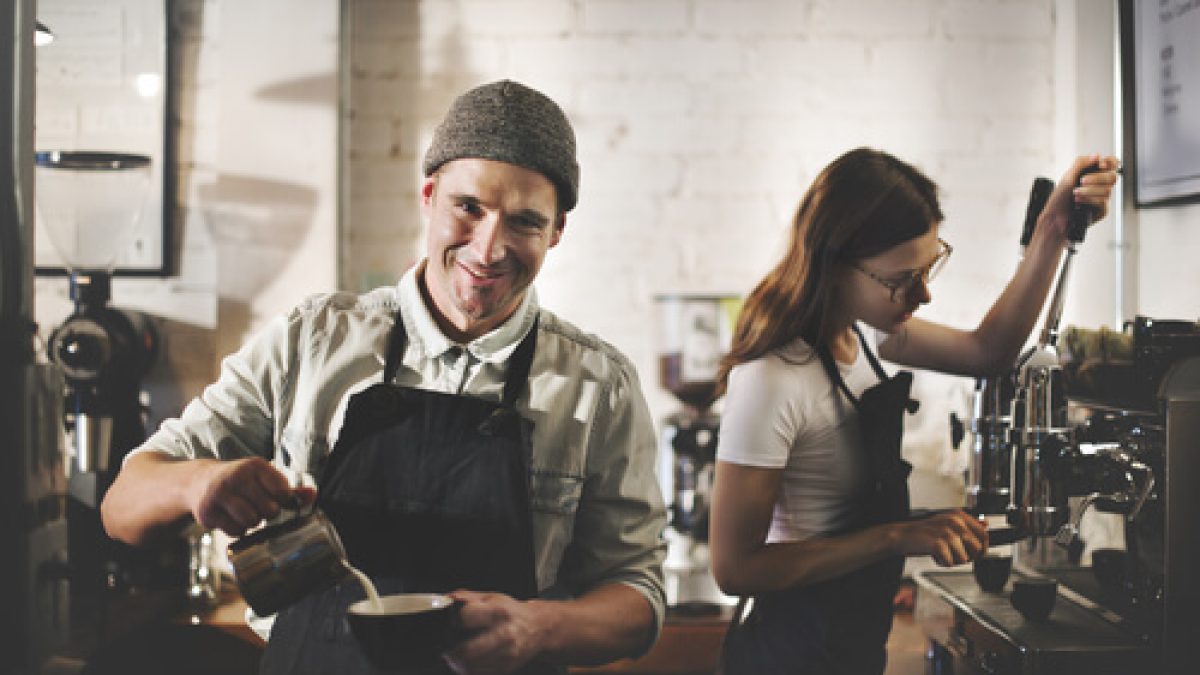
[1122,0,1200,206]
[34,0,173,276]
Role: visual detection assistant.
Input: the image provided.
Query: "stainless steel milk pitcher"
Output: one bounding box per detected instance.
[227,507,350,616]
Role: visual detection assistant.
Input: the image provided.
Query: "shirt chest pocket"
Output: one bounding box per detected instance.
[279,427,329,478]
[529,470,584,515]
[528,469,584,589]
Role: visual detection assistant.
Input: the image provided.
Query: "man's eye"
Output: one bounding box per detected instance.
[456,201,482,216]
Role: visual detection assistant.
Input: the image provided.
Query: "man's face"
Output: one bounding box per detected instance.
[421,158,564,342]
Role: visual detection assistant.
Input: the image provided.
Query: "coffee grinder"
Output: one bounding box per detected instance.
[654,294,740,614]
[34,151,177,604]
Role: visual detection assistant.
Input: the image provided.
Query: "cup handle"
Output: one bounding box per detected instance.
[446,599,473,646]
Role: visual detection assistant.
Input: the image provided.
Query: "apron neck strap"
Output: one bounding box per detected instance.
[501,316,539,407]
[851,324,889,381]
[816,325,888,408]
[383,311,540,408]
[383,310,410,385]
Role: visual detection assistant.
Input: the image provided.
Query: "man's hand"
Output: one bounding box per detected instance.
[186,457,316,537]
[441,591,551,675]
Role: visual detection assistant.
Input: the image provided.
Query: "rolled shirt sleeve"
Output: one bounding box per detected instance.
[126,309,297,464]
[556,356,668,654]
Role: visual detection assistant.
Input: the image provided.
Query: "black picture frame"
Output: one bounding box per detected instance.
[1120,0,1200,208]
[33,0,174,277]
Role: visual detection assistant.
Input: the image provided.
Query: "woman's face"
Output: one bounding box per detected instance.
[837,227,943,332]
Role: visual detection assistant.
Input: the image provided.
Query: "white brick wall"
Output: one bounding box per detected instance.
[35,0,1198,509]
[342,0,1070,503]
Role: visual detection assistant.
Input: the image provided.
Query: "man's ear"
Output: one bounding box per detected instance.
[420,175,437,217]
[549,214,566,248]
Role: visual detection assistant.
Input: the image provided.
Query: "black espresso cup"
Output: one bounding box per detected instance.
[972,554,1013,593]
[1010,577,1057,621]
[346,593,465,672]
[1091,548,1128,597]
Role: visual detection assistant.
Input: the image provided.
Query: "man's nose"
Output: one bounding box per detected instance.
[470,214,507,265]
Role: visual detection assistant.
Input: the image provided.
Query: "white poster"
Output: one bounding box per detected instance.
[34,0,168,274]
[1133,0,1200,204]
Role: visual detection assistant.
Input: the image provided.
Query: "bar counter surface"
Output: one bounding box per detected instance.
[54,583,929,673]
[189,589,731,675]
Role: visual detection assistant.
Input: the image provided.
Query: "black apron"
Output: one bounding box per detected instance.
[261,313,560,675]
[719,326,918,675]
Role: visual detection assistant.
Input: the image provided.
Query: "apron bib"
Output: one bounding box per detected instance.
[261,314,559,675]
[720,326,918,675]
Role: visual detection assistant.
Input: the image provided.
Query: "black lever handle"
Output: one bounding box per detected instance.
[1022,177,1055,247]
[1067,165,1102,243]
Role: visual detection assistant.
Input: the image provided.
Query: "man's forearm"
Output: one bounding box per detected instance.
[100,452,209,545]
[533,583,657,667]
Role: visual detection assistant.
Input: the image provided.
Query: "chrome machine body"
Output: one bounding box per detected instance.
[1,4,73,671]
[921,170,1200,674]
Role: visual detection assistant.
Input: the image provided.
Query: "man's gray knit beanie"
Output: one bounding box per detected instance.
[423,80,580,212]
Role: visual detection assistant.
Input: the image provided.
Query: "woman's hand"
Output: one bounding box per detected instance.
[1040,154,1120,240]
[886,510,988,567]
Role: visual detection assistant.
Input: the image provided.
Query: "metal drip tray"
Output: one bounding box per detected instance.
[916,569,1154,674]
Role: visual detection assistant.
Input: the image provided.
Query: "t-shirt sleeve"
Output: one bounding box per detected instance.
[717,356,804,469]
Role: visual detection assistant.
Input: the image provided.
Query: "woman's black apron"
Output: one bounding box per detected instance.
[719,326,918,675]
[261,313,559,675]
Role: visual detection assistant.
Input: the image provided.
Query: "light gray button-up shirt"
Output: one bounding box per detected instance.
[132,263,668,644]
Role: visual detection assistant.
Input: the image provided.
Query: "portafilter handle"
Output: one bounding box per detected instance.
[1021,177,1055,248]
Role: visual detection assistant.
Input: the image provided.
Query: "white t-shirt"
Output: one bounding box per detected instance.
[716,326,886,542]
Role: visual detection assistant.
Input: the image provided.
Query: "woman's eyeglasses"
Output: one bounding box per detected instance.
[852,238,953,302]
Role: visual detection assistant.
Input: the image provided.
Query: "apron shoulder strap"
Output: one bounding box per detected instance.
[816,345,860,409]
[501,315,540,407]
[817,325,890,408]
[851,325,920,415]
[383,309,409,385]
[851,324,889,381]
[383,308,540,408]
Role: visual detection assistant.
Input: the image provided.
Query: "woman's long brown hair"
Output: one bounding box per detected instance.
[716,148,943,393]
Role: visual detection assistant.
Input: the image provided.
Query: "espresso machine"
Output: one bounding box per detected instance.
[654,294,740,614]
[2,7,72,670]
[965,177,1052,516]
[918,172,1200,673]
[34,151,182,606]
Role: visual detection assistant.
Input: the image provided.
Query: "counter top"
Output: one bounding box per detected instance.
[571,608,731,674]
[191,587,731,675]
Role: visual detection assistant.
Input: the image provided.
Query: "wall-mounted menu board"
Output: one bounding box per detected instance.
[34,0,170,275]
[1126,0,1200,206]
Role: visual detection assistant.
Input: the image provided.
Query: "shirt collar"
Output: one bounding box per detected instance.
[397,260,539,364]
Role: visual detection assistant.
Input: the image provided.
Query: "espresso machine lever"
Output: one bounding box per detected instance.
[966,177,1054,515]
[1009,166,1102,537]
